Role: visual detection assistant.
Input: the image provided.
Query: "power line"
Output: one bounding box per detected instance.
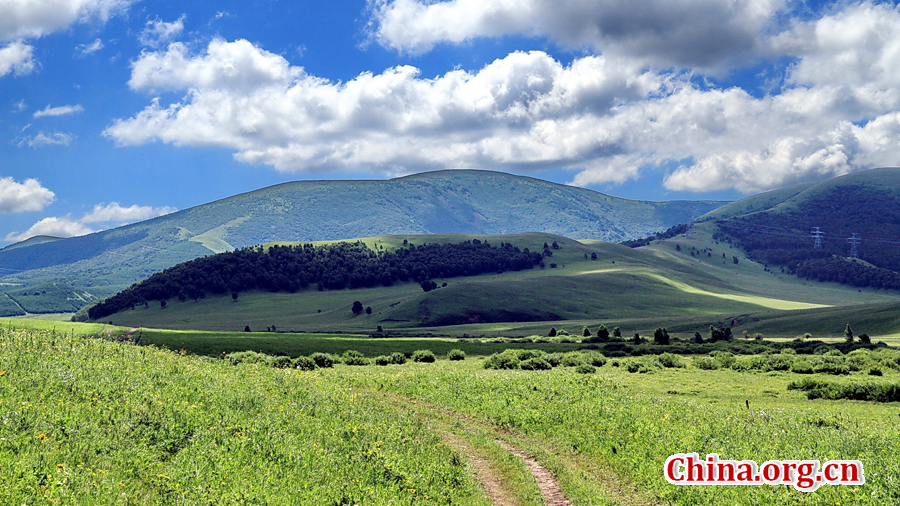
[847,233,860,258]
[811,227,824,249]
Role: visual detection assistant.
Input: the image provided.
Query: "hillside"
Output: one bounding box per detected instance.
[0,170,724,316]
[697,167,900,289]
[93,232,899,337]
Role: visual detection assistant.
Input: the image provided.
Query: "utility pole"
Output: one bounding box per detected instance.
[847,233,860,258]
[811,227,824,249]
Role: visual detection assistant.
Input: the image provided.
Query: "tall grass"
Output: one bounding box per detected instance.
[0,327,486,505]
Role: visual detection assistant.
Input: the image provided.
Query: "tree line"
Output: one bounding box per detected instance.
[88,239,542,320]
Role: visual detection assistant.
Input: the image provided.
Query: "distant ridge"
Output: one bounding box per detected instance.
[0,235,63,252]
[0,169,726,315]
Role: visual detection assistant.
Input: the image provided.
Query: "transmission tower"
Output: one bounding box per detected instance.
[847,233,860,258]
[811,227,824,249]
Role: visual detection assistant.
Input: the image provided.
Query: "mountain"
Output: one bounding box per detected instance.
[0,235,63,252]
[0,170,725,315]
[697,167,900,289]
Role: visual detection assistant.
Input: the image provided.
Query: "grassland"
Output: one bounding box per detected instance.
[3,319,898,505]
[95,230,900,341]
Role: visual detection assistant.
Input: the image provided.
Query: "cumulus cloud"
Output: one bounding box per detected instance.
[81,202,176,223]
[17,131,74,147]
[0,0,132,41]
[369,0,785,68]
[0,177,55,213]
[0,40,35,77]
[139,15,185,48]
[33,104,84,118]
[105,3,900,193]
[107,39,658,174]
[75,37,103,56]
[4,217,94,242]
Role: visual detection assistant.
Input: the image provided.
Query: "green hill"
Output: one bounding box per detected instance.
[0,170,724,316]
[94,232,899,338]
[695,167,900,289]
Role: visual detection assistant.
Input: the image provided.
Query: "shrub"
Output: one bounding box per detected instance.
[447,349,466,361]
[389,352,407,365]
[710,351,735,368]
[657,353,685,368]
[412,349,436,363]
[484,352,519,370]
[813,362,850,375]
[519,357,553,370]
[342,350,370,366]
[790,360,814,374]
[516,350,545,361]
[374,355,391,366]
[225,351,269,365]
[544,354,561,367]
[869,367,883,376]
[575,364,596,374]
[693,356,719,370]
[310,352,335,368]
[292,356,317,371]
[587,353,607,367]
[270,356,293,369]
[560,353,584,367]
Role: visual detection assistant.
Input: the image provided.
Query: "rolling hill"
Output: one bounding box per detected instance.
[0,170,724,316]
[91,231,900,339]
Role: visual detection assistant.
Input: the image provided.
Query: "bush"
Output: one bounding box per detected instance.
[411,349,436,363]
[790,360,814,374]
[484,352,519,370]
[389,352,407,365]
[869,367,883,376]
[225,351,269,365]
[310,352,335,368]
[575,364,596,374]
[587,353,607,367]
[693,356,719,370]
[813,362,850,375]
[292,356,317,371]
[519,357,553,370]
[447,349,466,361]
[516,350,545,361]
[342,350,370,366]
[657,353,685,368]
[270,356,293,369]
[544,354,561,367]
[560,353,584,367]
[374,355,391,366]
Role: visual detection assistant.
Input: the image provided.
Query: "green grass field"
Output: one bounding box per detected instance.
[3,321,898,504]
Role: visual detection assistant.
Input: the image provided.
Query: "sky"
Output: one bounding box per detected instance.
[2,0,900,244]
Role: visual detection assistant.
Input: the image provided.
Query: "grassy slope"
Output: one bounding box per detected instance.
[97,231,900,339]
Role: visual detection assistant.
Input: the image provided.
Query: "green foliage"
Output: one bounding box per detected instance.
[269,355,293,368]
[587,353,607,367]
[657,353,685,368]
[291,355,317,371]
[389,352,408,365]
[411,349,436,363]
[342,350,370,366]
[693,356,719,370]
[574,364,596,374]
[224,350,269,365]
[519,357,553,371]
[789,377,900,402]
[447,349,466,361]
[560,353,585,367]
[483,351,520,370]
[310,352,335,368]
[653,327,670,345]
[374,355,391,366]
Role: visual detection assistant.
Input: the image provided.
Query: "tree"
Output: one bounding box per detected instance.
[693,331,704,343]
[160,300,167,308]
[859,333,871,343]
[376,325,383,332]
[591,252,597,260]
[653,327,670,345]
[365,306,372,315]
[552,241,560,250]
[420,280,437,292]
[612,326,621,338]
[244,325,251,332]
[596,324,610,341]
[582,326,592,337]
[232,292,239,301]
[844,323,854,343]
[632,333,641,344]
[352,301,364,315]
[548,327,557,337]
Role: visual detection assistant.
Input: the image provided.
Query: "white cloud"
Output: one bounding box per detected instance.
[17,131,74,147]
[106,4,900,193]
[139,15,185,48]
[0,177,55,213]
[0,40,35,77]
[4,216,94,242]
[75,37,103,56]
[368,0,785,68]
[4,201,178,243]
[33,104,84,118]
[0,0,133,41]
[81,202,176,223]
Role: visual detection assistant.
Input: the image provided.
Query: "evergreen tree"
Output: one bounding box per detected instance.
[844,323,854,343]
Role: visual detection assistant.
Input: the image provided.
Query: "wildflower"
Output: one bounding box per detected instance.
[0,371,6,376]
[37,433,47,440]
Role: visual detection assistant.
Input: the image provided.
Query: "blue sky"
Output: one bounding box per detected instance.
[2,0,900,243]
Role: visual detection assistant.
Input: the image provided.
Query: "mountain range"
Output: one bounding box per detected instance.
[0,170,725,316]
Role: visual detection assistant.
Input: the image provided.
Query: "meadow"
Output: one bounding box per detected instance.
[2,319,899,504]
